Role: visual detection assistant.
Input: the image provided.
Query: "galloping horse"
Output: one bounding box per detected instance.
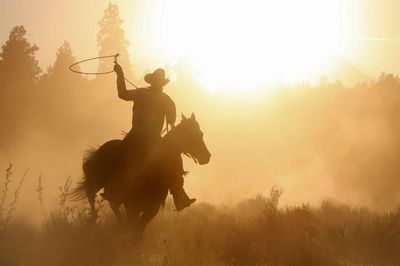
[71,113,210,235]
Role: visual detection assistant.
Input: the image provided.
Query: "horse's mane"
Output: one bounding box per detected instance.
[163,115,197,139]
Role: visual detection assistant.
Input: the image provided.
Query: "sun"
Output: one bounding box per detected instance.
[159,0,344,92]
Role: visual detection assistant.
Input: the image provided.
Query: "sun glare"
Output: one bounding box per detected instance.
[159,0,344,92]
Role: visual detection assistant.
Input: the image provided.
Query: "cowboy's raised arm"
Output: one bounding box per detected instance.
[114,63,139,101]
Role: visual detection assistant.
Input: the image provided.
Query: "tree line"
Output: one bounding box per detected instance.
[0,3,132,151]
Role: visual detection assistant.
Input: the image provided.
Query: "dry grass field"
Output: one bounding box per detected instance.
[1,170,399,266]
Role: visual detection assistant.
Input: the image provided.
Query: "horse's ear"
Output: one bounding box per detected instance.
[181,113,187,121]
[191,113,196,120]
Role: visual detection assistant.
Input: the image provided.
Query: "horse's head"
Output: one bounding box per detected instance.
[170,113,211,165]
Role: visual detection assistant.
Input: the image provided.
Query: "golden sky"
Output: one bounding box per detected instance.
[1,0,400,87]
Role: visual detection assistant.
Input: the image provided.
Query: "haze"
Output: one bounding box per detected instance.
[1,0,400,223]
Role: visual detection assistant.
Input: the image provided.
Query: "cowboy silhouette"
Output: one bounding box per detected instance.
[113,63,195,211]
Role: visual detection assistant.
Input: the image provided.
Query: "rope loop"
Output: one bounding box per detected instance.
[69,53,139,88]
[69,54,119,75]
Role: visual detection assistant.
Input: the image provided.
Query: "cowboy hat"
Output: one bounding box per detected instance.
[144,68,170,86]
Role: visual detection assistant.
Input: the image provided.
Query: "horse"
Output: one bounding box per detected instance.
[71,113,211,235]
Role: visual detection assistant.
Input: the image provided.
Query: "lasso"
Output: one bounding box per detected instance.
[69,53,139,88]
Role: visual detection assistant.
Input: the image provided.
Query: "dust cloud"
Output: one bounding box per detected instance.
[2,67,400,221]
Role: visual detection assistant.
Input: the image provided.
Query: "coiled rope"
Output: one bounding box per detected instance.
[69,53,139,88]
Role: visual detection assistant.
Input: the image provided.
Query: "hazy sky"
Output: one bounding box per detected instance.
[1,0,400,78]
[0,0,165,72]
[0,0,111,67]
[342,0,400,75]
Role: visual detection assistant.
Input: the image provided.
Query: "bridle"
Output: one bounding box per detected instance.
[163,121,199,164]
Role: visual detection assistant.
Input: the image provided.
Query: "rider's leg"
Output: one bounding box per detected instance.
[168,156,196,211]
[170,174,196,211]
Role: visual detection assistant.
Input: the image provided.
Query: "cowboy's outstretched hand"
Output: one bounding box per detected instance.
[114,63,124,75]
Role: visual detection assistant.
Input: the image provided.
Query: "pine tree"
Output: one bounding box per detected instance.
[0,25,41,88]
[49,41,77,77]
[42,41,84,88]
[0,26,41,141]
[37,41,90,138]
[97,3,133,78]
[39,41,90,114]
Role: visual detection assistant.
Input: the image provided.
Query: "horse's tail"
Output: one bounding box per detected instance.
[68,179,87,201]
[68,148,97,201]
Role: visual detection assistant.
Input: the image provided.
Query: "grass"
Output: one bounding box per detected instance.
[1,169,400,265]
[0,163,13,219]
[0,165,29,231]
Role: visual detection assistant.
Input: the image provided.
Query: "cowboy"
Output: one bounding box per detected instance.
[113,63,195,211]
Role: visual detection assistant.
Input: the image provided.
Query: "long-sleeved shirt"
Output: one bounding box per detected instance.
[116,74,176,137]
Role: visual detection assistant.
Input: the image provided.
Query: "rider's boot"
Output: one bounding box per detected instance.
[173,189,196,211]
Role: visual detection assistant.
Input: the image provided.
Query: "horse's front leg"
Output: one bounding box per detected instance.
[124,201,142,241]
[139,203,161,234]
[110,201,123,223]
